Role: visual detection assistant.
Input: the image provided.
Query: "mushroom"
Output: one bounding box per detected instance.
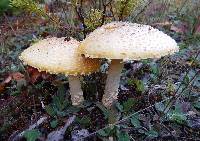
[79,21,179,108]
[19,37,100,105]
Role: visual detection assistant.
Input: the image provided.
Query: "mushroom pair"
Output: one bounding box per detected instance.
[19,37,100,105]
[20,21,179,108]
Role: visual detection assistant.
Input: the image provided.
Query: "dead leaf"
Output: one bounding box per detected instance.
[26,66,36,74]
[41,72,50,80]
[25,66,42,83]
[195,24,200,34]
[12,72,24,81]
[25,66,55,83]
[31,70,41,83]
[45,4,50,13]
[0,75,12,93]
[0,83,6,94]
[3,75,12,84]
[171,22,189,34]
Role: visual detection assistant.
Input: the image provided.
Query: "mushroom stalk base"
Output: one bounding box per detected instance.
[68,75,84,105]
[102,60,124,108]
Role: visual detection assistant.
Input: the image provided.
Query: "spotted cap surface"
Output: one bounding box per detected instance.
[79,21,179,61]
[19,37,100,75]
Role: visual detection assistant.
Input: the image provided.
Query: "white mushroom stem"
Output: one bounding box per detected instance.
[68,75,84,105]
[102,60,124,108]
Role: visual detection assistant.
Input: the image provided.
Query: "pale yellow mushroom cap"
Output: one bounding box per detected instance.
[79,21,179,61]
[19,37,100,76]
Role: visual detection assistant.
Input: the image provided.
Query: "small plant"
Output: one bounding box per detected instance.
[0,0,11,14]
[114,0,140,20]
[85,9,103,30]
[10,0,46,17]
[23,129,41,141]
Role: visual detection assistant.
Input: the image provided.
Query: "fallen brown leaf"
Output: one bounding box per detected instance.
[11,72,24,81]
[26,66,37,74]
[170,22,189,34]
[31,70,41,83]
[0,83,6,94]
[3,75,12,84]
[195,24,200,34]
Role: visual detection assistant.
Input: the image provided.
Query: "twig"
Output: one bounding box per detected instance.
[77,96,173,140]
[10,116,47,141]
[101,0,107,25]
[77,49,200,140]
[3,13,17,36]
[109,2,116,21]
[161,51,200,115]
[101,0,112,26]
[32,2,60,27]
[177,0,188,14]
[133,0,152,22]
[78,67,199,140]
[164,70,199,115]
[47,115,76,141]
[75,0,87,38]
[119,0,129,21]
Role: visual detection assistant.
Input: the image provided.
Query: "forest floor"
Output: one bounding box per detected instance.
[0,0,200,141]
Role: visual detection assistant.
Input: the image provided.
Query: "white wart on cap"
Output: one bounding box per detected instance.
[20,37,100,105]
[79,21,179,108]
